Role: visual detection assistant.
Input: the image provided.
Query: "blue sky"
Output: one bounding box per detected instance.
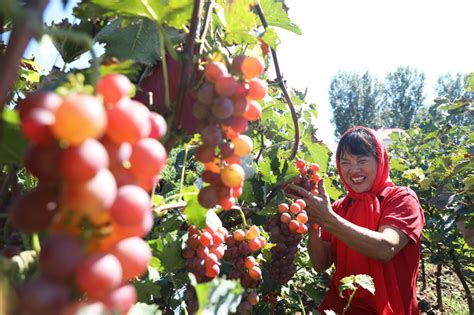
[23,0,474,152]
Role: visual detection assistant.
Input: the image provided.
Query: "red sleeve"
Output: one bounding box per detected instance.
[379,187,425,243]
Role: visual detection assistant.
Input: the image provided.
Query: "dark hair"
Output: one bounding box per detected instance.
[336,128,378,160]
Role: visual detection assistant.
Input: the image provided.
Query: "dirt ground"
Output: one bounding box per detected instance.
[417,263,471,315]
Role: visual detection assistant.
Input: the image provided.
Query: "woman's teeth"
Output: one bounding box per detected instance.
[351,176,365,183]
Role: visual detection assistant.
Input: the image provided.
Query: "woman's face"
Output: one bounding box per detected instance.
[339,150,378,193]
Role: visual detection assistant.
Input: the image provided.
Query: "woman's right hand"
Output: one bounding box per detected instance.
[285,179,335,230]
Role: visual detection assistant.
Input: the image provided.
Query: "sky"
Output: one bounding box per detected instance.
[277,0,474,150]
[23,0,474,152]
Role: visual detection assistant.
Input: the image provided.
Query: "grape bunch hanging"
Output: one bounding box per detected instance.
[9,73,167,314]
[182,224,228,283]
[265,159,322,284]
[193,56,267,211]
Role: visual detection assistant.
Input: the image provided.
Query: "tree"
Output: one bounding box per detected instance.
[435,72,467,102]
[329,71,384,138]
[382,66,425,129]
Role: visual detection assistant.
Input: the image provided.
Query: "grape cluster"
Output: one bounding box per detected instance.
[182,225,228,283]
[294,158,321,195]
[193,56,267,210]
[265,199,309,284]
[10,73,166,314]
[223,225,266,288]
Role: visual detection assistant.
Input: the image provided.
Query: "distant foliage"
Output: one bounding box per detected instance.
[382,66,426,129]
[329,71,384,138]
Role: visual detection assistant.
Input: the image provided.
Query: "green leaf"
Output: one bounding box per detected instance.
[90,0,156,20]
[259,0,302,34]
[261,26,280,49]
[155,212,184,233]
[354,274,375,295]
[338,277,356,298]
[95,18,164,66]
[390,158,408,172]
[148,232,185,273]
[218,0,258,45]
[183,187,208,229]
[324,178,343,201]
[300,134,330,173]
[128,303,161,315]
[260,156,277,184]
[97,60,142,81]
[47,19,94,64]
[134,265,162,302]
[0,109,28,165]
[191,274,243,314]
[90,0,193,29]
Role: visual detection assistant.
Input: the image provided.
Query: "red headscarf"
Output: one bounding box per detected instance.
[320,126,404,314]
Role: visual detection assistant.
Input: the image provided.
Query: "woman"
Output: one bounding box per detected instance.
[288,126,425,314]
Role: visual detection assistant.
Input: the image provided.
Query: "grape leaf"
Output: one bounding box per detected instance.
[134,265,162,302]
[95,18,162,66]
[191,274,243,314]
[354,274,375,295]
[259,0,302,35]
[148,232,185,273]
[47,19,94,64]
[89,0,193,29]
[301,134,330,174]
[183,189,208,229]
[218,0,258,45]
[260,156,277,184]
[261,26,280,49]
[0,109,27,165]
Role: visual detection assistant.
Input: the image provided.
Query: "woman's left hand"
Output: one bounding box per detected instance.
[285,179,335,228]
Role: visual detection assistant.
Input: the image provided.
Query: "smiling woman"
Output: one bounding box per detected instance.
[287,126,426,314]
[337,129,379,193]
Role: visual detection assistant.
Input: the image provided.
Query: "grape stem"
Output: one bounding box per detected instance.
[254,1,300,160]
[296,291,306,315]
[0,0,49,133]
[157,25,171,111]
[238,208,248,229]
[31,233,41,254]
[178,144,191,201]
[154,200,187,214]
[198,0,214,55]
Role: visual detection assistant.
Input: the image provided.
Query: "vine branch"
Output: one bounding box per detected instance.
[0,0,49,126]
[166,0,203,151]
[254,1,300,160]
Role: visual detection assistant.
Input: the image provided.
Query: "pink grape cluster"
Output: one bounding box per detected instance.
[182,225,228,283]
[10,73,167,315]
[193,56,267,211]
[265,199,309,284]
[223,225,266,288]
